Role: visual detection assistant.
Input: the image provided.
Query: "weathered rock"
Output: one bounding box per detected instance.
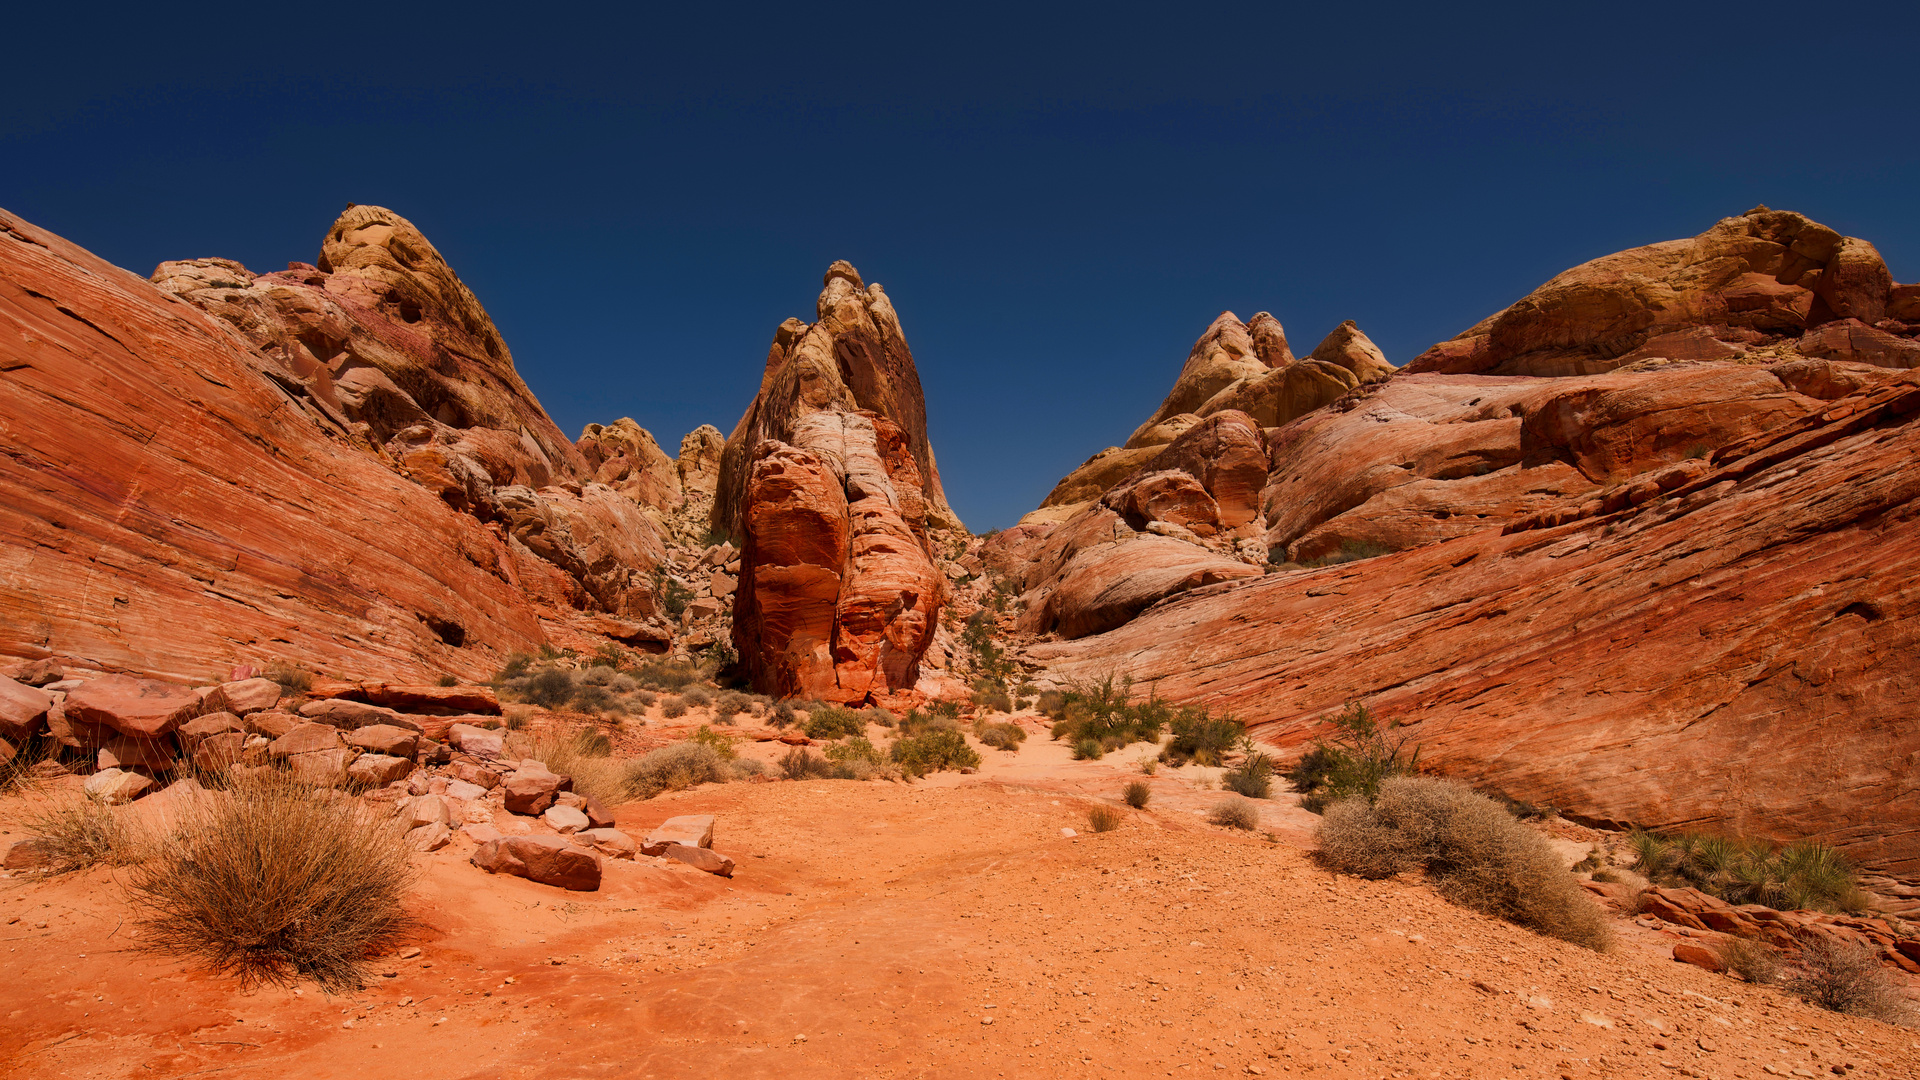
[0,674,52,745]
[447,723,507,760]
[348,753,414,787]
[1407,206,1915,377]
[503,766,571,816]
[1022,535,1262,639]
[347,724,420,758]
[97,735,175,772]
[205,678,281,716]
[677,425,725,504]
[244,709,302,740]
[576,418,682,513]
[574,827,635,859]
[349,683,501,715]
[642,814,715,856]
[447,761,502,789]
[270,723,345,759]
[299,699,408,731]
[444,778,488,801]
[406,822,452,851]
[717,263,956,700]
[660,844,735,878]
[174,712,245,752]
[580,794,615,829]
[192,731,248,772]
[62,675,202,738]
[542,804,590,834]
[406,794,452,829]
[1672,942,1725,973]
[470,834,601,891]
[287,747,355,787]
[84,768,154,804]
[1,659,64,687]
[2,836,57,870]
[462,822,503,845]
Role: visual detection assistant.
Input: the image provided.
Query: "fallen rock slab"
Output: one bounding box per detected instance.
[1672,942,1725,972]
[348,753,413,787]
[84,767,154,804]
[348,724,420,758]
[543,804,590,834]
[206,678,281,716]
[63,675,203,737]
[356,684,501,715]
[269,722,345,758]
[642,814,715,855]
[192,731,247,772]
[299,699,410,731]
[244,710,302,740]
[575,827,635,859]
[447,723,506,760]
[470,834,601,891]
[660,844,735,877]
[96,735,175,772]
[0,675,53,744]
[503,766,571,815]
[175,712,244,752]
[287,747,354,787]
[407,822,452,851]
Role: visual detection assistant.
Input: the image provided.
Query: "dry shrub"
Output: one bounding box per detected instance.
[510,728,624,804]
[1088,804,1124,833]
[1315,776,1612,951]
[1123,780,1152,809]
[660,695,689,719]
[1209,796,1260,830]
[1716,937,1782,985]
[264,661,313,694]
[20,796,143,874]
[624,741,729,799]
[780,747,834,780]
[1786,940,1913,1024]
[682,686,713,708]
[127,770,416,992]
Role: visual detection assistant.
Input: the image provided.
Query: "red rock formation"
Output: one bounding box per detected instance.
[0,205,669,682]
[716,262,957,700]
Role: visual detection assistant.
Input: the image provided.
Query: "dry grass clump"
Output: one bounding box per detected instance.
[977,720,1027,751]
[1209,796,1260,830]
[127,770,416,992]
[659,695,689,719]
[1087,804,1124,833]
[1221,738,1275,799]
[779,747,834,780]
[1715,937,1782,985]
[1785,940,1913,1024]
[1122,780,1152,809]
[509,728,624,803]
[19,796,144,874]
[625,741,731,799]
[1316,776,1612,951]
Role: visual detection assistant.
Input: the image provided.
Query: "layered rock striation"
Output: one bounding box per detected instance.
[715,262,959,701]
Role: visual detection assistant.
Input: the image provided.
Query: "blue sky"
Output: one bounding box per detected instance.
[6,3,1915,529]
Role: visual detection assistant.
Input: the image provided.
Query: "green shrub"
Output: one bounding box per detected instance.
[522,669,577,709]
[1287,702,1419,813]
[825,736,884,766]
[891,729,980,777]
[1628,831,1868,913]
[863,707,896,728]
[572,683,617,714]
[1221,739,1275,798]
[686,724,737,760]
[1315,776,1612,951]
[803,705,868,741]
[1072,737,1104,761]
[128,769,416,992]
[1123,780,1151,809]
[971,688,1013,713]
[1034,689,1066,717]
[896,709,959,737]
[1050,674,1169,752]
[780,747,833,780]
[1088,804,1124,833]
[1209,796,1260,830]
[1159,706,1242,767]
[652,570,694,618]
[928,700,962,720]
[978,721,1027,751]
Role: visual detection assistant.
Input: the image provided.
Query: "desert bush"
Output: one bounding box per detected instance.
[511,728,622,802]
[863,707,896,728]
[660,695,689,719]
[1221,740,1275,799]
[682,686,713,708]
[978,721,1027,751]
[1034,689,1066,717]
[1287,701,1419,813]
[579,665,618,686]
[825,736,884,766]
[1123,780,1152,809]
[652,570,694,618]
[928,699,963,720]
[1716,938,1782,985]
[686,724,737,760]
[624,741,729,799]
[264,661,314,694]
[1629,831,1868,913]
[435,674,458,687]
[20,797,143,874]
[1137,756,1158,776]
[629,657,700,691]
[770,701,797,728]
[572,683,618,714]
[497,653,533,679]
[780,747,834,780]
[1072,737,1104,761]
[632,689,657,708]
[1159,706,1242,767]
[1786,940,1912,1023]
[522,669,577,709]
[891,728,981,777]
[1209,796,1260,830]
[1049,674,1170,752]
[895,708,958,738]
[127,770,415,992]
[1088,804,1124,833]
[803,705,868,741]
[712,691,750,724]
[971,687,1013,713]
[1315,776,1612,951]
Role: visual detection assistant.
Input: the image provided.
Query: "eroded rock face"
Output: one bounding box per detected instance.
[1407,206,1920,377]
[716,262,956,700]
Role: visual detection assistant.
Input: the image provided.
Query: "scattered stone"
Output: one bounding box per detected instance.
[447,762,502,789]
[84,767,154,804]
[299,698,409,730]
[2,836,56,871]
[2,660,65,687]
[660,844,735,877]
[503,765,571,816]
[348,753,414,787]
[245,709,302,740]
[193,731,248,772]
[448,723,506,760]
[348,724,421,758]
[642,815,715,855]
[543,805,590,834]
[270,723,345,758]
[63,675,204,738]
[554,791,586,810]
[1061,828,1078,838]
[462,823,503,844]
[0,675,53,744]
[206,678,282,716]
[470,835,601,891]
[575,828,635,859]
[1672,942,1724,972]
[580,794,615,829]
[444,779,488,801]
[407,795,452,829]
[356,683,501,715]
[287,747,355,787]
[407,822,452,851]
[175,711,245,752]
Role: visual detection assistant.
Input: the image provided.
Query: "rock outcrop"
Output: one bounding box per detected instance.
[715,262,959,701]
[0,204,672,682]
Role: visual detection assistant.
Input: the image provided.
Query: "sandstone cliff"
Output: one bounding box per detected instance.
[715,261,959,701]
[0,205,676,681]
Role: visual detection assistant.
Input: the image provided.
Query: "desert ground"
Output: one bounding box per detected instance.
[5,721,1915,1080]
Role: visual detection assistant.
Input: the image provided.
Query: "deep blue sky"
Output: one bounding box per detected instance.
[6,4,1915,529]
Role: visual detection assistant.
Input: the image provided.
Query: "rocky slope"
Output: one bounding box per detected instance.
[0,205,693,683]
[1006,208,1920,878]
[714,261,962,702]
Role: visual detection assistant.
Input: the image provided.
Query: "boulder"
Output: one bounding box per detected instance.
[354,683,501,716]
[44,698,114,750]
[205,678,281,716]
[661,844,735,878]
[2,836,57,871]
[62,675,203,738]
[0,675,53,744]
[269,723,345,759]
[348,754,414,787]
[299,699,409,731]
[470,834,601,891]
[1672,942,1725,972]
[347,724,420,758]
[502,766,571,816]
[580,794,615,829]
[192,731,248,772]
[287,747,354,787]
[406,794,452,829]
[244,710,302,740]
[84,767,154,804]
[642,814,715,855]
[574,827,636,859]
[407,822,452,851]
[2,660,65,687]
[447,723,507,760]
[542,804,590,834]
[97,735,175,772]
[175,711,245,752]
